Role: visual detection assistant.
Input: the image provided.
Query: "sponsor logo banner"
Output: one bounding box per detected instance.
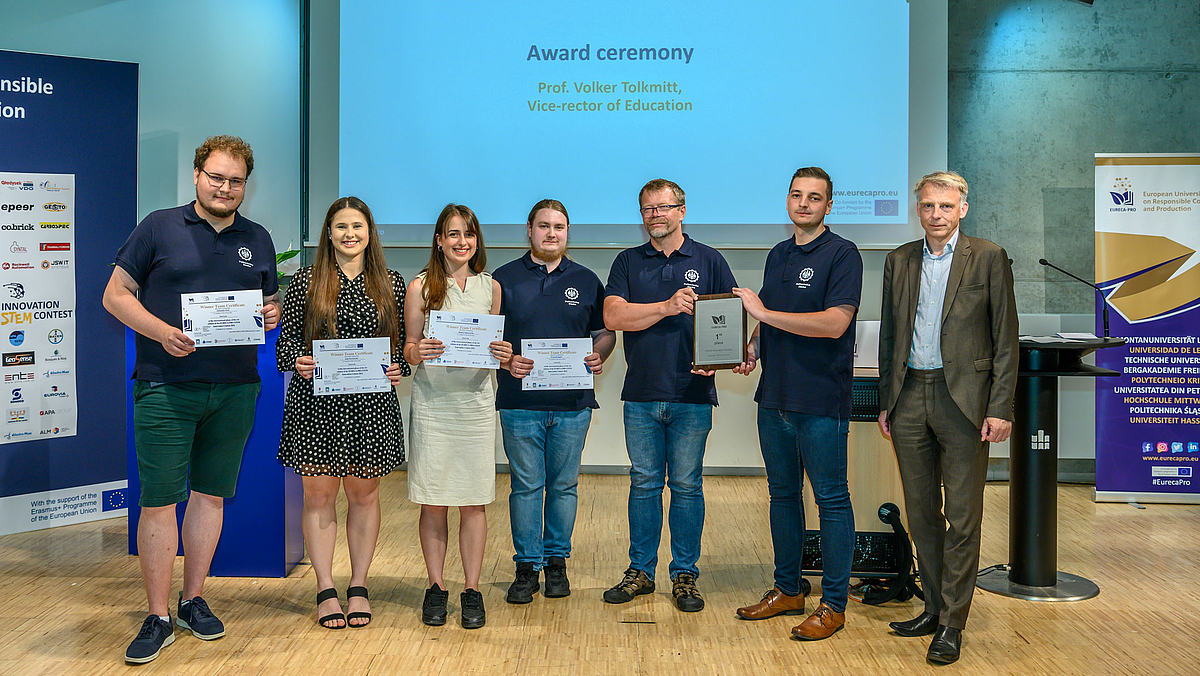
[0,171,76,447]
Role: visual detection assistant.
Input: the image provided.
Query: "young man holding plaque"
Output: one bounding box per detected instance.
[103,136,280,663]
[493,199,615,604]
[731,166,862,640]
[602,178,738,612]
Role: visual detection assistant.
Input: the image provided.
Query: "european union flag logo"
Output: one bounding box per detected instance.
[102,488,128,511]
[874,200,900,217]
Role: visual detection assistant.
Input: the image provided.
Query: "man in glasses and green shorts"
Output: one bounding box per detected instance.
[103,135,281,664]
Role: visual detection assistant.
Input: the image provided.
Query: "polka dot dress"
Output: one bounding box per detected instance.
[276,266,411,477]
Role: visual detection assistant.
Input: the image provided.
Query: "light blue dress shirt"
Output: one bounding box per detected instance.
[907,228,960,369]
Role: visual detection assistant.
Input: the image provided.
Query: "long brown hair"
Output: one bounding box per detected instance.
[304,196,400,350]
[420,203,487,313]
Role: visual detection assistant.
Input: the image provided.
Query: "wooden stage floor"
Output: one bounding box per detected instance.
[1,473,1196,675]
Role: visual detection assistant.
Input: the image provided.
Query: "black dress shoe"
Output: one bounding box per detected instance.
[927,625,962,665]
[890,612,940,637]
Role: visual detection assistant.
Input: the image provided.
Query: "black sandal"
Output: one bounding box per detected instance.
[317,588,346,629]
[346,586,371,628]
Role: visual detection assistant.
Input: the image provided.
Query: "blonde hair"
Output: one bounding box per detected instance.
[914,171,968,199]
[639,178,685,205]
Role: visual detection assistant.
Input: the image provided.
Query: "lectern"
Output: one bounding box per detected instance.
[977,337,1124,601]
[125,329,304,577]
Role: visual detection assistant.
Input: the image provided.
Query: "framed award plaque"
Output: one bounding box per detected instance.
[692,293,747,370]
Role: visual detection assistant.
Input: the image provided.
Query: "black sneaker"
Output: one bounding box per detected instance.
[603,568,655,604]
[125,614,174,664]
[543,556,570,598]
[422,584,449,626]
[671,573,705,612]
[506,562,540,604]
[177,594,225,639]
[461,589,486,629]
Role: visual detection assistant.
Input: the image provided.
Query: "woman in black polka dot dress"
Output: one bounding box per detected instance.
[277,196,410,629]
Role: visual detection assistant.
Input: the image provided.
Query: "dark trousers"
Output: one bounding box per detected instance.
[890,369,989,630]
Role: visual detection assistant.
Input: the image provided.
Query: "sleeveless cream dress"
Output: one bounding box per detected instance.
[407,271,497,505]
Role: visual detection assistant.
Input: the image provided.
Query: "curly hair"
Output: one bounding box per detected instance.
[193,135,255,177]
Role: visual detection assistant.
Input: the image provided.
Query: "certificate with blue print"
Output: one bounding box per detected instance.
[312,337,393,395]
[180,289,265,347]
[521,338,593,391]
[427,310,505,369]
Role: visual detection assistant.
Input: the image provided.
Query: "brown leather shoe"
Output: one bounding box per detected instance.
[736,588,806,620]
[791,602,845,640]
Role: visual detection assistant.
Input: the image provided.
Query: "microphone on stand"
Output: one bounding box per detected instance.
[1039,258,1109,338]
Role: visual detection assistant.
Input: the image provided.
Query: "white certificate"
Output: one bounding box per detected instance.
[181,290,265,347]
[521,338,594,391]
[311,337,393,395]
[427,310,505,369]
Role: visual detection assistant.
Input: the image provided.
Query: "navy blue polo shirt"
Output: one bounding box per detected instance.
[115,202,279,384]
[606,234,738,405]
[754,228,862,417]
[494,253,607,411]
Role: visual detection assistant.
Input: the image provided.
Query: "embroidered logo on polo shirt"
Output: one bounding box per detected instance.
[564,287,579,306]
[684,269,700,288]
[238,246,253,268]
[796,267,814,289]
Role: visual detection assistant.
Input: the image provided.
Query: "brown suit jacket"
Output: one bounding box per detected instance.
[878,234,1019,428]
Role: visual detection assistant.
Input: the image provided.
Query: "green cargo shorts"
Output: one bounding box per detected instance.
[133,380,261,507]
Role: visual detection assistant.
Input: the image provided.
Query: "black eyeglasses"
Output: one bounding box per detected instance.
[640,204,682,215]
[199,168,247,191]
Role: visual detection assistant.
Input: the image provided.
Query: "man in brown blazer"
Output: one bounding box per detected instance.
[877,171,1018,665]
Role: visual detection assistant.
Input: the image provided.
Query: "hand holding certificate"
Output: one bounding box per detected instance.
[181,290,265,347]
[426,310,506,369]
[521,338,594,390]
[312,337,393,395]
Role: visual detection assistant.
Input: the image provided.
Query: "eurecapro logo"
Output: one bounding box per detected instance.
[1108,176,1136,213]
[1109,177,1134,206]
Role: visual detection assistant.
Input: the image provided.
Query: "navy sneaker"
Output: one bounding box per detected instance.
[177,594,225,640]
[125,614,174,664]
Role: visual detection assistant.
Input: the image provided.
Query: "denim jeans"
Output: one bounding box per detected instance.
[499,408,592,568]
[757,407,854,612]
[623,401,712,581]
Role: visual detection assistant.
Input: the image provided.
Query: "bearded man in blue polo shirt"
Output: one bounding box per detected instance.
[493,199,615,604]
[103,136,280,664]
[602,178,738,612]
[731,167,862,640]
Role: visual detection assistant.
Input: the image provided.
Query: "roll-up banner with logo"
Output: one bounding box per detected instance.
[1095,153,1200,504]
[0,50,137,534]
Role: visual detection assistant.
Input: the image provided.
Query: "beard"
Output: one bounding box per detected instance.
[532,243,564,263]
[647,221,671,239]
[197,192,240,219]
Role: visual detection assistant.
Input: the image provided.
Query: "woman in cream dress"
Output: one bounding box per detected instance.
[404,203,512,629]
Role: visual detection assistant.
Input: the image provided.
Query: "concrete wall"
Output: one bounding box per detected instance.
[949,0,1199,314]
[947,0,1198,461]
